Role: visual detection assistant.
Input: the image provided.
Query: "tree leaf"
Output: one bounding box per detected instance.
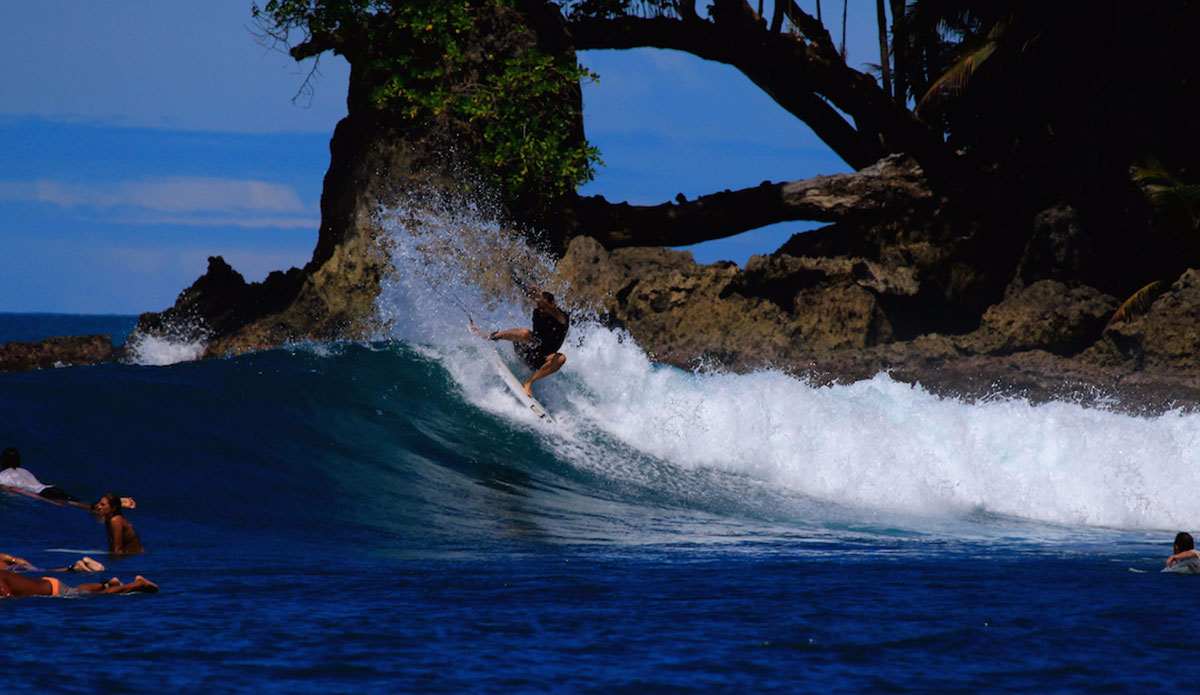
[1103,279,1170,333]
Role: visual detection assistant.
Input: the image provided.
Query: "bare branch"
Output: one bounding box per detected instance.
[290,55,324,108]
[246,18,334,108]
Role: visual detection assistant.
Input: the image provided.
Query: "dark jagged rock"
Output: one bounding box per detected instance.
[956,280,1116,356]
[132,256,306,347]
[1083,269,1200,372]
[0,335,114,372]
[1008,205,1095,295]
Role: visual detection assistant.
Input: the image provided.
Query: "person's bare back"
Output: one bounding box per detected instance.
[96,493,144,555]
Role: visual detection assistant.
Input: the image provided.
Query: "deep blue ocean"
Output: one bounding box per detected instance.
[4,215,1200,693]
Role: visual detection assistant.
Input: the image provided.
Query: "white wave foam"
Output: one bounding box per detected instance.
[560,327,1200,531]
[123,330,207,366]
[372,203,1200,533]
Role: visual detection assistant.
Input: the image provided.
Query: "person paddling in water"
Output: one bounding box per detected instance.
[473,285,570,397]
[1,447,136,512]
[1166,531,1200,571]
[95,493,144,556]
[0,569,158,598]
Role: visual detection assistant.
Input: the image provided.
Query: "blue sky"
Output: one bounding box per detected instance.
[1,1,883,315]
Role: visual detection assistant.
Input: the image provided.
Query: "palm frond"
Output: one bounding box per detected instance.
[1103,280,1169,333]
[915,39,997,114]
[915,13,1015,117]
[1133,158,1200,232]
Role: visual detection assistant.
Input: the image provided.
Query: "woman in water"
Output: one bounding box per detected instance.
[95,493,144,555]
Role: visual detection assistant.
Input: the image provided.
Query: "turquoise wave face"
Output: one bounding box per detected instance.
[4,335,1195,562]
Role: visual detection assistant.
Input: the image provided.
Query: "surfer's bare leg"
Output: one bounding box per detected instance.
[77,575,159,594]
[523,353,565,397]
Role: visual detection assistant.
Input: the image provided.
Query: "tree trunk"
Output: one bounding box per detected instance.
[876,0,891,97]
[841,0,848,59]
[889,0,906,102]
[569,155,934,248]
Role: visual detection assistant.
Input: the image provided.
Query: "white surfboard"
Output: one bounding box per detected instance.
[477,334,555,424]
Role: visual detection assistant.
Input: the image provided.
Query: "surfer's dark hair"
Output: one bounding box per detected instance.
[1,448,19,469]
[543,291,555,304]
[1175,532,1194,552]
[102,492,124,516]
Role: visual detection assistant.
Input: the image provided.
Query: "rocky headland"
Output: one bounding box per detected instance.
[7,1,1197,416]
[9,159,1199,416]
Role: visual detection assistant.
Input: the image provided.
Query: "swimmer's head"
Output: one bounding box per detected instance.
[1,448,19,469]
[97,493,123,517]
[1175,532,1194,553]
[526,285,554,305]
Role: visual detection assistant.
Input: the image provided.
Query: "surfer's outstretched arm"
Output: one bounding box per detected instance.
[0,553,35,571]
[471,324,532,343]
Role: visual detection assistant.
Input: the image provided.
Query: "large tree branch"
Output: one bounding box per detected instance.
[573,154,934,248]
[567,4,955,180]
[291,31,344,61]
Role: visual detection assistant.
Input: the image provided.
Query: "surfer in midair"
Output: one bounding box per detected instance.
[472,285,570,397]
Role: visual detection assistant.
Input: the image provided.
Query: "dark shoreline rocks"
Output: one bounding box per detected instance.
[0,335,115,372]
[5,228,1198,417]
[4,255,1197,416]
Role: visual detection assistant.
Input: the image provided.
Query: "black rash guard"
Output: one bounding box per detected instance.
[514,307,569,371]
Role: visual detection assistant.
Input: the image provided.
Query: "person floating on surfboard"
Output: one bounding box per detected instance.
[472,285,570,398]
[1,447,87,505]
[1,448,136,512]
[0,569,158,598]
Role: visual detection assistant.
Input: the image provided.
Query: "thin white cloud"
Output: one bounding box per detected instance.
[0,177,310,214]
[119,215,319,230]
[0,176,320,231]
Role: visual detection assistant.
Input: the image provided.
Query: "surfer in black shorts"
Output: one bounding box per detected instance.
[472,285,570,397]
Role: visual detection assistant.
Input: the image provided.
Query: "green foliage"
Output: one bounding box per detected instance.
[1133,159,1200,235]
[252,0,376,37]
[914,16,1005,117]
[901,0,1200,187]
[562,0,678,20]
[459,53,602,202]
[252,0,600,206]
